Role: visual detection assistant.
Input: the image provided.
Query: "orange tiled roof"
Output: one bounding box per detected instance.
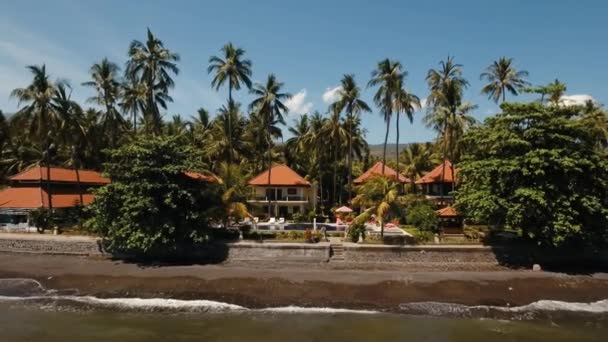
[416,160,456,184]
[353,162,410,184]
[436,206,459,217]
[0,187,96,209]
[184,172,217,183]
[248,164,310,186]
[10,166,110,184]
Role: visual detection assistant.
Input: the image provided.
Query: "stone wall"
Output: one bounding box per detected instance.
[0,234,105,256]
[343,245,503,264]
[226,242,330,262]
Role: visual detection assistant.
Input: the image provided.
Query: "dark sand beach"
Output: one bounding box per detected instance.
[1,252,607,310]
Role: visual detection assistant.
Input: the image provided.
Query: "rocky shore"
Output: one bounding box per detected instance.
[1,252,607,311]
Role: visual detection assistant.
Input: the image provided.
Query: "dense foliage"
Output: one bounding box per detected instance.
[406,201,439,232]
[456,103,608,248]
[86,137,222,252]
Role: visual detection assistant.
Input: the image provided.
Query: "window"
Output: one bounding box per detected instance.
[292,206,300,214]
[287,188,297,195]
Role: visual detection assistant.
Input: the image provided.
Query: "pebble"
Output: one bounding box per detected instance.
[532,264,542,272]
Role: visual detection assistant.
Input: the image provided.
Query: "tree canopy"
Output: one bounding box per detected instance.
[456,103,608,249]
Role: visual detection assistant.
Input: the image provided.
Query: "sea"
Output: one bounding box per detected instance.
[0,278,607,341]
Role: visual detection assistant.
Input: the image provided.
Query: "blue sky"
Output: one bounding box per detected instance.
[1,0,607,144]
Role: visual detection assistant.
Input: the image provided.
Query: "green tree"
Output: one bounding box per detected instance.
[208,43,253,182]
[249,74,291,215]
[352,175,400,237]
[425,56,471,195]
[82,58,125,147]
[456,103,608,249]
[322,107,348,204]
[400,142,439,192]
[524,79,567,105]
[368,59,402,175]
[126,28,180,135]
[392,81,420,189]
[480,57,529,103]
[331,74,371,201]
[87,136,221,253]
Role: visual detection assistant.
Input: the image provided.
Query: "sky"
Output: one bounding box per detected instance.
[1,0,607,144]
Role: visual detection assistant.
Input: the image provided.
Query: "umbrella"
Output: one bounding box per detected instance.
[335,206,353,213]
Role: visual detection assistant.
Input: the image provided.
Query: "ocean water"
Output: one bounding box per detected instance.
[0,278,607,341]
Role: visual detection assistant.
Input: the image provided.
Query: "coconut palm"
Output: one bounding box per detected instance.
[302,112,328,208]
[400,142,439,192]
[322,108,348,204]
[206,101,248,172]
[331,74,371,202]
[208,42,253,180]
[82,58,125,147]
[126,28,180,135]
[10,65,59,143]
[249,74,291,215]
[119,80,147,134]
[352,175,400,237]
[425,56,470,197]
[392,81,420,188]
[285,114,311,175]
[368,59,402,175]
[480,57,529,103]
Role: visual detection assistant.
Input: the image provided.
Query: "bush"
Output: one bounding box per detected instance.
[412,230,434,244]
[288,230,302,240]
[86,136,222,253]
[292,212,305,223]
[463,225,488,241]
[406,202,439,232]
[304,229,313,243]
[382,235,406,245]
[28,208,56,233]
[348,223,366,242]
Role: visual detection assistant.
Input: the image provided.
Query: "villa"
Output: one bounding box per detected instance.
[416,160,457,207]
[354,161,410,184]
[0,166,110,230]
[247,164,316,219]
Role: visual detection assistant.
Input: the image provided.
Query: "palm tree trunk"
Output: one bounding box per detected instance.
[332,145,337,205]
[440,120,448,201]
[395,111,400,189]
[267,117,272,218]
[380,219,385,238]
[382,116,390,175]
[46,159,53,211]
[75,161,83,229]
[347,111,353,203]
[502,86,506,103]
[318,154,323,212]
[227,84,233,187]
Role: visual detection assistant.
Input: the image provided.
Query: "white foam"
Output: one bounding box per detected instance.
[505,299,608,314]
[262,306,377,314]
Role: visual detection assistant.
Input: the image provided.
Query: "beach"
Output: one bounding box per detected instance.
[1,252,607,310]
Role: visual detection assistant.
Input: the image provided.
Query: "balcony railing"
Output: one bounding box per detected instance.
[248,195,309,202]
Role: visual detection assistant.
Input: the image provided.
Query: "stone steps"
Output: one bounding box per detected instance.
[330,244,345,261]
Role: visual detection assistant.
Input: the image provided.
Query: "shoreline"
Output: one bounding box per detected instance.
[1,252,608,311]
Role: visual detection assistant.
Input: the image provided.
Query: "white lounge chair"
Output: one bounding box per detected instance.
[278,217,285,224]
[268,217,276,224]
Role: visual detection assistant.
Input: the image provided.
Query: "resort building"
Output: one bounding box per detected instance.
[0,166,110,230]
[247,164,316,219]
[354,161,410,184]
[416,160,457,207]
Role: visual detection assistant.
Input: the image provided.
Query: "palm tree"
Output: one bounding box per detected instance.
[52,82,85,207]
[249,74,291,215]
[400,142,439,192]
[480,57,529,103]
[10,65,59,143]
[368,59,402,175]
[208,42,253,183]
[126,28,180,135]
[206,101,248,172]
[302,112,328,209]
[352,175,400,237]
[322,108,348,204]
[120,80,147,134]
[82,58,125,147]
[286,114,311,175]
[425,56,470,198]
[392,81,420,189]
[331,74,371,202]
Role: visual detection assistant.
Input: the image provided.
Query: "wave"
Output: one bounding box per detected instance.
[1,278,607,319]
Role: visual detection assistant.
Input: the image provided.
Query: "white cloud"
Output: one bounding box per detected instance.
[322,85,342,104]
[286,89,313,115]
[559,94,596,106]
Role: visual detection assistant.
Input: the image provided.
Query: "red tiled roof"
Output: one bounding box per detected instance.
[353,162,410,184]
[10,166,110,184]
[436,206,459,217]
[416,160,456,184]
[248,164,310,186]
[184,172,217,183]
[0,187,96,209]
